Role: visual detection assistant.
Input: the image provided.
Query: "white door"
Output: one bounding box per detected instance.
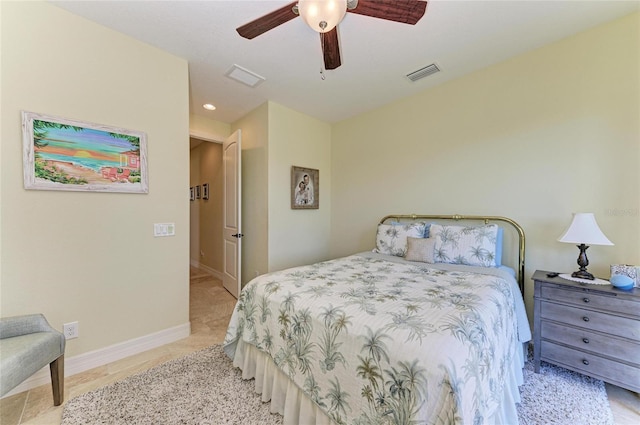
[223,130,242,298]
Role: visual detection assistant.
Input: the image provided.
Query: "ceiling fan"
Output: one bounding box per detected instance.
[236,0,427,70]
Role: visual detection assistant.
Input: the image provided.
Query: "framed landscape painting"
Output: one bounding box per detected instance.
[291,166,319,209]
[22,111,148,193]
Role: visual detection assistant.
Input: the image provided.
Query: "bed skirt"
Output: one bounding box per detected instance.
[230,338,527,425]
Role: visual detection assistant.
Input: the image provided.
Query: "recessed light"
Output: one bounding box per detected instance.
[203,104,216,110]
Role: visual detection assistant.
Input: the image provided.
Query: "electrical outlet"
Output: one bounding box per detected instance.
[63,321,79,339]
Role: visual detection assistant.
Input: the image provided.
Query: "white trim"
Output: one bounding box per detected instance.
[189,130,223,144]
[197,264,224,281]
[189,260,224,281]
[2,322,190,398]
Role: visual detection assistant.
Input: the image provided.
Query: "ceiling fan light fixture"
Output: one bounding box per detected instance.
[298,0,347,33]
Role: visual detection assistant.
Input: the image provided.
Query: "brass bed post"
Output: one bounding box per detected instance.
[379,214,526,293]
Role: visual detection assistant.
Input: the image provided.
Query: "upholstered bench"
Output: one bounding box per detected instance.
[0,314,66,405]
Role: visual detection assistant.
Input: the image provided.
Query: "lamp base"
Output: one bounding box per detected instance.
[571,270,595,280]
[572,243,595,280]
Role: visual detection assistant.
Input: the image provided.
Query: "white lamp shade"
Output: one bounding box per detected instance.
[557,213,614,246]
[298,0,347,33]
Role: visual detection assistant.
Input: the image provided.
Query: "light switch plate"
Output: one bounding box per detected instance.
[154,223,175,237]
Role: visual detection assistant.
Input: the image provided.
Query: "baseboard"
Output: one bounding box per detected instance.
[3,322,191,399]
[190,260,223,281]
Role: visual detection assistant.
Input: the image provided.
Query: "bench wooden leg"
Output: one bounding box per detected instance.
[49,354,64,406]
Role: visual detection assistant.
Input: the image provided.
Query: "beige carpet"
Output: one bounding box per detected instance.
[518,355,614,424]
[61,344,614,425]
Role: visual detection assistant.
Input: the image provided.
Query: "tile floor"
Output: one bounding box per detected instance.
[1,267,638,424]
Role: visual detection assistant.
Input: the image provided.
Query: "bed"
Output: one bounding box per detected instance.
[223,214,531,425]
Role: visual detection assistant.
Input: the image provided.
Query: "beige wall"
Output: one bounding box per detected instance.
[231,101,332,284]
[331,13,639,319]
[189,115,230,143]
[232,103,269,285]
[189,144,202,263]
[189,142,223,272]
[268,103,332,271]
[0,2,190,357]
[199,143,224,271]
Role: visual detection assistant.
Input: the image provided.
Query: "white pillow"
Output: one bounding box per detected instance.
[405,237,435,263]
[374,222,426,257]
[430,223,499,267]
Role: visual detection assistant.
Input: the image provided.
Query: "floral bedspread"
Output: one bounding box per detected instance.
[224,254,526,425]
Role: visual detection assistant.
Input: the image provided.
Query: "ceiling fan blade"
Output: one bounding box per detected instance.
[236,1,298,39]
[348,0,427,25]
[321,28,341,70]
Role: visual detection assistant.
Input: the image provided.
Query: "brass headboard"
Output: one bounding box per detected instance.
[380,214,526,293]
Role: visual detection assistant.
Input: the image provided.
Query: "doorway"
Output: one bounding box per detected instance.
[189,137,224,280]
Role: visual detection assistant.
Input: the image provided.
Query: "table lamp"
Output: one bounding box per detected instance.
[557,213,613,280]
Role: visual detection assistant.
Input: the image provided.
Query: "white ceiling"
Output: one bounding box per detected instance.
[51,0,639,124]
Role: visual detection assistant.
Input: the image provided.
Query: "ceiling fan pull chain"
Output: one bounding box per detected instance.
[320,32,326,80]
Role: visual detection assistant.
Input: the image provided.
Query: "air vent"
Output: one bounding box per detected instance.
[406,63,440,82]
[225,64,266,88]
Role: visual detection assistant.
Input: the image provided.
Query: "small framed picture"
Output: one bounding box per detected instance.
[190,187,195,201]
[202,183,209,200]
[291,166,319,209]
[195,185,201,199]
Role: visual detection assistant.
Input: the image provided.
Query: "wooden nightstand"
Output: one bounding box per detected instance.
[532,270,640,392]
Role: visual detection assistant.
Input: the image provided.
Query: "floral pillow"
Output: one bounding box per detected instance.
[390,221,431,238]
[430,223,499,267]
[374,222,427,257]
[405,237,436,263]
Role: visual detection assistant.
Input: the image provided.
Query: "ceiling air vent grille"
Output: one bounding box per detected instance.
[406,63,440,82]
[225,64,266,88]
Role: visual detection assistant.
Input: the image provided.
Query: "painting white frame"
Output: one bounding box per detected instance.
[22,111,148,193]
